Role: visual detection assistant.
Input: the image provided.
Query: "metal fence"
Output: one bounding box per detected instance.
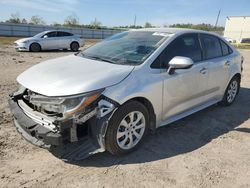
[0,23,123,39]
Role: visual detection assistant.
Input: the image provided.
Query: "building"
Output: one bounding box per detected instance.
[224,16,250,43]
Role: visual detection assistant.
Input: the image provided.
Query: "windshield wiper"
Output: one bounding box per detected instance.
[90,56,116,64]
[79,53,116,64]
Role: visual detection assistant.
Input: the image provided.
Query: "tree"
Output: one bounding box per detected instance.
[169,23,224,32]
[52,22,62,27]
[30,15,45,25]
[64,15,79,26]
[144,22,153,28]
[21,18,27,24]
[6,12,21,23]
[90,18,102,29]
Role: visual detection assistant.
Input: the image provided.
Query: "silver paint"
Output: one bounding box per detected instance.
[17,55,134,96]
[17,28,242,130]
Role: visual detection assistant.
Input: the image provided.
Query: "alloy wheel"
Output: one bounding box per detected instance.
[116,111,146,150]
[227,80,238,103]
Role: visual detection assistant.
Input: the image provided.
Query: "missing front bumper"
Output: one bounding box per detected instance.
[8,91,117,161]
[9,97,62,147]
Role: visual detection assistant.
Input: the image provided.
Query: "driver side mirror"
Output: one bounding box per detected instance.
[167,56,194,75]
[43,35,48,39]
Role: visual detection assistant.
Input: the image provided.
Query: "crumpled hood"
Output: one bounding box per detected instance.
[15,37,33,43]
[17,55,134,96]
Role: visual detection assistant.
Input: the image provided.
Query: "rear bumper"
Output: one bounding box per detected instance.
[8,90,106,161]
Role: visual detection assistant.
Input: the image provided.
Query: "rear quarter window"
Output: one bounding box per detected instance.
[220,39,232,56]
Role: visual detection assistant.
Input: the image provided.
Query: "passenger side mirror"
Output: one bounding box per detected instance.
[167,56,194,75]
[43,35,48,39]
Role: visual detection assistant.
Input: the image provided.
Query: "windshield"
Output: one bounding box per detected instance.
[33,31,49,38]
[78,31,168,65]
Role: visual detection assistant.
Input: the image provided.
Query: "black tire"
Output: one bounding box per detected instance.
[30,43,41,52]
[105,101,149,156]
[70,42,79,52]
[220,76,240,106]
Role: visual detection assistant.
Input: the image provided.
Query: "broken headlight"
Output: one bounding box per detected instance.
[29,90,102,117]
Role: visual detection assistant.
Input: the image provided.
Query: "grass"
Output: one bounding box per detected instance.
[232,43,250,49]
[0,36,21,46]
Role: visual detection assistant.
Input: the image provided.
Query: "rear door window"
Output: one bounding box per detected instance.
[57,32,73,37]
[64,32,73,36]
[201,34,222,59]
[220,40,232,56]
[57,32,64,37]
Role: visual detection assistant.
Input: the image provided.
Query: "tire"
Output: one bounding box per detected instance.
[105,101,149,156]
[30,43,41,52]
[70,42,79,52]
[220,76,240,106]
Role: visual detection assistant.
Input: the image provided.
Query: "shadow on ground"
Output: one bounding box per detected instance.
[20,49,81,53]
[67,87,250,167]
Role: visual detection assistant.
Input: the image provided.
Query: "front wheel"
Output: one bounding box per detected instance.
[105,101,149,155]
[70,42,79,52]
[30,43,41,52]
[220,77,240,106]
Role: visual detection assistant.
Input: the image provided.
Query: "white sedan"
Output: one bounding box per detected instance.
[14,30,85,52]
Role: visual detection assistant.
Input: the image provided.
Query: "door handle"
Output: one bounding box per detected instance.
[225,60,230,66]
[200,68,207,74]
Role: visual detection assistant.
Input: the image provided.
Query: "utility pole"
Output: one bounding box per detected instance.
[134,15,137,28]
[215,9,221,28]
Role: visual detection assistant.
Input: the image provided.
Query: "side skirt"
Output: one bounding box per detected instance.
[159,99,220,127]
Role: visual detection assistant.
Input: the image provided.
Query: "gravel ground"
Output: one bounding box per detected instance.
[0,44,249,188]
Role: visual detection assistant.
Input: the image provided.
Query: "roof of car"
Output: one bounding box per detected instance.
[130,27,216,35]
[44,30,72,33]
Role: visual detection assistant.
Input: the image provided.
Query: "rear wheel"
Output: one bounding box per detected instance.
[105,101,149,155]
[220,77,240,106]
[30,43,41,52]
[70,42,79,52]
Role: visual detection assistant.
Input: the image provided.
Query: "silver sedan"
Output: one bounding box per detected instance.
[13,30,84,52]
[9,28,243,160]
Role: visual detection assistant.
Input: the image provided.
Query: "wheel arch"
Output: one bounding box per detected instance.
[29,42,41,51]
[121,97,157,132]
[231,73,241,94]
[70,41,79,46]
[232,73,241,82]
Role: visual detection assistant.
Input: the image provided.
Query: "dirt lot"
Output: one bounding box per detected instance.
[0,42,249,188]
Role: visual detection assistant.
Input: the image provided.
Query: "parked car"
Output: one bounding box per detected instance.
[224,37,235,43]
[13,30,84,52]
[9,28,243,161]
[241,38,250,43]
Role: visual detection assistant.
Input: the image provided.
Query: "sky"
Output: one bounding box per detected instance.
[0,0,249,27]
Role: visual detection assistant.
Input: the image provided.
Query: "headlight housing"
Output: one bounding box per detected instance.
[29,90,103,117]
[22,40,30,43]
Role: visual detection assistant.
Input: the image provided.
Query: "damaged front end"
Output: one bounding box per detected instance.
[8,87,118,161]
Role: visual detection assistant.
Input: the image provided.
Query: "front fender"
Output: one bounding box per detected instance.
[103,68,163,128]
